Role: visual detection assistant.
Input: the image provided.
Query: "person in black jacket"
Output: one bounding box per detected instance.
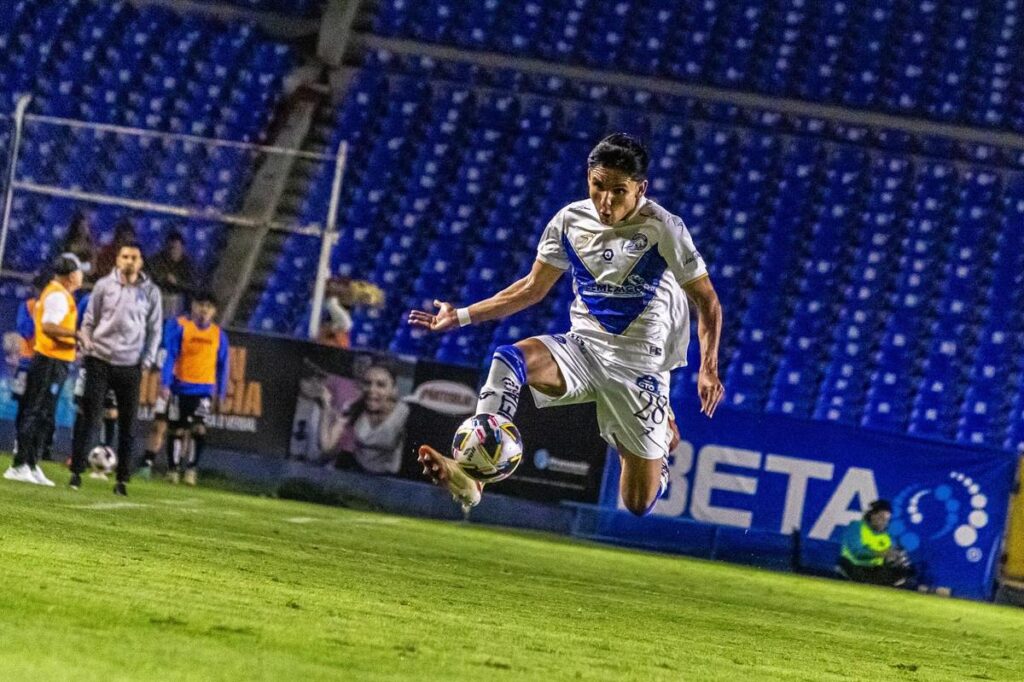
[148,230,197,319]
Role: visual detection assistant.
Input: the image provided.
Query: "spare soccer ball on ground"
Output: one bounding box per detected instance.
[451,413,524,484]
[88,445,117,474]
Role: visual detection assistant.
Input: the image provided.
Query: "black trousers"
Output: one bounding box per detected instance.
[71,357,141,482]
[15,355,69,468]
[838,556,915,586]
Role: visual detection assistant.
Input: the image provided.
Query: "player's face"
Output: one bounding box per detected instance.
[67,269,84,291]
[117,247,142,277]
[192,301,216,325]
[362,367,395,413]
[868,510,891,532]
[587,166,647,225]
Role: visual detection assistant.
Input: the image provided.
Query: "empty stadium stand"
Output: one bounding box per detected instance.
[252,44,1024,453]
[0,0,296,275]
[368,0,1024,132]
[1,0,1022,455]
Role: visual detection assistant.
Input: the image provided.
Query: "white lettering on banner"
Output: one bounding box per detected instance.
[808,467,879,539]
[640,441,880,538]
[690,446,761,526]
[764,455,835,533]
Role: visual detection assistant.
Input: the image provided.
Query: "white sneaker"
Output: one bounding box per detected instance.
[4,464,39,484]
[30,466,55,487]
[417,445,482,511]
[88,470,109,481]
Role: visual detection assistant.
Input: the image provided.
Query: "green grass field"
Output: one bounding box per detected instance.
[1,462,1022,681]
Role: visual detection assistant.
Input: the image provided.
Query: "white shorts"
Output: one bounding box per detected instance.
[530,333,672,460]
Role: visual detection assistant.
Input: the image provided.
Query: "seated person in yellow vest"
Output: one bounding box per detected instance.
[156,291,229,486]
[838,499,916,587]
[70,241,162,495]
[4,254,87,486]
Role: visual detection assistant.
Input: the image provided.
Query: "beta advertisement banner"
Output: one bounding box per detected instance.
[600,399,1018,600]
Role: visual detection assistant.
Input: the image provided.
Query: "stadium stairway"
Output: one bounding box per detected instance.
[228,78,348,328]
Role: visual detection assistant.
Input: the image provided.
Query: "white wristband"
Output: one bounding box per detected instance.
[456,307,472,327]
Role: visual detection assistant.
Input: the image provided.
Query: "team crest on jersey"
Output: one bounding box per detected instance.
[636,374,660,394]
[625,233,649,253]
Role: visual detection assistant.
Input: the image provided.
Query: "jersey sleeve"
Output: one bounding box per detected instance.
[160,317,183,388]
[535,209,570,270]
[216,329,230,401]
[40,291,70,326]
[659,215,707,286]
[16,301,34,339]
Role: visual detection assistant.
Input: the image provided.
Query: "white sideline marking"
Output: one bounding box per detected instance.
[157,498,202,507]
[71,502,149,510]
[348,517,401,526]
[284,516,320,524]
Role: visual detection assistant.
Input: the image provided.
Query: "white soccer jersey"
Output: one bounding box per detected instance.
[536,197,708,372]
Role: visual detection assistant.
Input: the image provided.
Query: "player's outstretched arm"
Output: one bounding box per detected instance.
[407,259,563,333]
[683,275,725,418]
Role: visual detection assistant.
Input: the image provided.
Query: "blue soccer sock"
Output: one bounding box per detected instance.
[475,344,527,420]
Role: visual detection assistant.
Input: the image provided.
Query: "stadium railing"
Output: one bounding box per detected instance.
[0,95,346,338]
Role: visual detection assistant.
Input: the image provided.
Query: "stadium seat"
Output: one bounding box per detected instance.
[365,0,1024,135]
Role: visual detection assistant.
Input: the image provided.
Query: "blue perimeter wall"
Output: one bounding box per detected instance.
[596,398,1018,601]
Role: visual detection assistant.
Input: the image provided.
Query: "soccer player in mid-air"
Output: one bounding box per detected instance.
[408,133,724,514]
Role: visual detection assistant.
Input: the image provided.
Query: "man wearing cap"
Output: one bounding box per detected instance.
[838,499,916,587]
[4,253,87,485]
[71,242,162,495]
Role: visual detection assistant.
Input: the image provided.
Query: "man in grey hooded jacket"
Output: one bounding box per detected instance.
[71,241,162,495]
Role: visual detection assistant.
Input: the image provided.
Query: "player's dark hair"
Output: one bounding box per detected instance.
[865,499,893,519]
[32,270,52,291]
[587,133,649,181]
[118,241,144,255]
[192,289,217,307]
[52,254,80,276]
[165,229,185,245]
[868,497,892,512]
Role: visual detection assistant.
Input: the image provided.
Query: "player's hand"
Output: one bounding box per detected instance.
[407,300,459,333]
[697,367,725,418]
[159,386,171,400]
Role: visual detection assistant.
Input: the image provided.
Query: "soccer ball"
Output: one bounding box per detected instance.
[88,445,117,473]
[451,413,524,484]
